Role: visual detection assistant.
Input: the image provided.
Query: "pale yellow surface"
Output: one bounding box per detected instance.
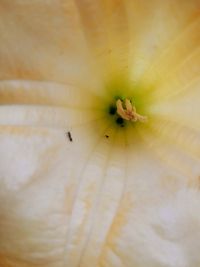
[0,1,200,267]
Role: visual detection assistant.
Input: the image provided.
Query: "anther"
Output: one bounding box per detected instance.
[116,99,147,122]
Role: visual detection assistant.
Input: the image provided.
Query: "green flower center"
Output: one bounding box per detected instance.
[102,76,151,129]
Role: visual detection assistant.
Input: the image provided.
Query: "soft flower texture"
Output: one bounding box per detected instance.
[0,1,200,267]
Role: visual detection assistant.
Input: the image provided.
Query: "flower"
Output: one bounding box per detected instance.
[0,0,200,267]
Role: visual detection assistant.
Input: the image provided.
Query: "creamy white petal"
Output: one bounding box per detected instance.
[101,188,200,267]
[0,1,199,267]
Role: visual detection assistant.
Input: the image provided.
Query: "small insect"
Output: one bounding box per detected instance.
[105,135,109,138]
[66,131,73,142]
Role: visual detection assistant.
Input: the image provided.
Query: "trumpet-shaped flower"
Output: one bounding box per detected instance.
[0,1,200,267]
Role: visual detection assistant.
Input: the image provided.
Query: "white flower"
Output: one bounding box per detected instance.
[0,1,199,267]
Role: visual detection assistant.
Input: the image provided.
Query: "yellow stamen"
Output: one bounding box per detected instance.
[116,99,147,122]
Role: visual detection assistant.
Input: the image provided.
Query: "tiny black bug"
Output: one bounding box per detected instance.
[66,131,73,142]
[116,117,124,125]
[109,105,116,115]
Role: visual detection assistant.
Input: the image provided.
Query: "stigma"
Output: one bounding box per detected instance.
[116,99,147,122]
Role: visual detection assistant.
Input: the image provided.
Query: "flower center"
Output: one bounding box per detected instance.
[116,99,147,123]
